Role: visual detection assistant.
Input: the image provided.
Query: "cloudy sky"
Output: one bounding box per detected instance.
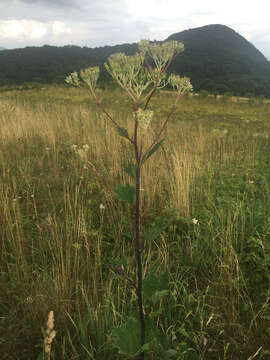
[0,0,269,59]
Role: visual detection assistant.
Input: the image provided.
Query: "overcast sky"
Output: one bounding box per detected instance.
[0,0,269,59]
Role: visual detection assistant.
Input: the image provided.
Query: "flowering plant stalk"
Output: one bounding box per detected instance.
[66,40,192,359]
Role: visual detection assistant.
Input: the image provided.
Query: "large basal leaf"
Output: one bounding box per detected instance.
[142,322,175,358]
[115,183,135,204]
[142,272,169,303]
[112,317,141,357]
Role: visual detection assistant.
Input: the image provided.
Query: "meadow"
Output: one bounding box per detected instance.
[1,85,270,359]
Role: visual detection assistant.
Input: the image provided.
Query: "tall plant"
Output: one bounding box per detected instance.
[66,40,192,359]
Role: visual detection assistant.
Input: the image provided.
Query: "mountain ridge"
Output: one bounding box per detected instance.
[164,24,270,96]
[0,24,269,97]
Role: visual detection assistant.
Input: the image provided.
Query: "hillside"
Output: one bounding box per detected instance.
[0,43,137,86]
[166,24,270,96]
[0,24,269,97]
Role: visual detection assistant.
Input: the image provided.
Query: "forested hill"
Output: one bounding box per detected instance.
[166,24,270,96]
[0,43,138,86]
[0,24,270,97]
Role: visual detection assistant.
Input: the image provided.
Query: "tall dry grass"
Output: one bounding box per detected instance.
[0,88,269,359]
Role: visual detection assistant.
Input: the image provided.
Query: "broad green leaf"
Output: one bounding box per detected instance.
[112,317,141,357]
[142,272,169,303]
[116,126,129,138]
[143,219,167,242]
[115,183,135,204]
[142,325,174,358]
[122,162,138,179]
[144,139,164,162]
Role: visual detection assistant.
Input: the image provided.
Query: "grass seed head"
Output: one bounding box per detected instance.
[44,311,56,358]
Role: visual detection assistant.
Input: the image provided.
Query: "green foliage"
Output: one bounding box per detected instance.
[143,218,167,242]
[1,25,270,97]
[122,162,137,179]
[142,272,169,304]
[2,50,270,359]
[112,317,142,357]
[115,183,135,204]
[143,139,164,163]
[116,126,129,138]
[112,316,177,359]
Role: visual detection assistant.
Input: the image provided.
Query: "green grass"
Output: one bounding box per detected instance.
[1,86,270,359]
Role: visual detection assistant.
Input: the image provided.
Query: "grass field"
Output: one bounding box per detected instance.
[1,85,270,359]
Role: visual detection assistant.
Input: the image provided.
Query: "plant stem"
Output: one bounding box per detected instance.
[135,165,145,359]
[134,120,145,359]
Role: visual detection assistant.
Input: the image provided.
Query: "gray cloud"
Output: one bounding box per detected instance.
[0,0,269,61]
[9,0,78,8]
[21,0,75,4]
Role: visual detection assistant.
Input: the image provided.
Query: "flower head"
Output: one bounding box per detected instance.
[133,108,154,130]
[99,203,105,211]
[168,74,193,94]
[65,71,80,87]
[80,66,100,89]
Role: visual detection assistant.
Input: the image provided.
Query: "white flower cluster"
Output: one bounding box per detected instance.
[104,52,152,101]
[71,144,90,160]
[65,71,80,87]
[80,66,100,89]
[133,108,154,130]
[138,40,184,72]
[168,74,193,94]
[65,66,100,90]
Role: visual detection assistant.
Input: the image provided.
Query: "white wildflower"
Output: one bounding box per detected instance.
[82,144,90,151]
[25,296,33,304]
[168,74,193,94]
[133,108,154,130]
[99,203,105,211]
